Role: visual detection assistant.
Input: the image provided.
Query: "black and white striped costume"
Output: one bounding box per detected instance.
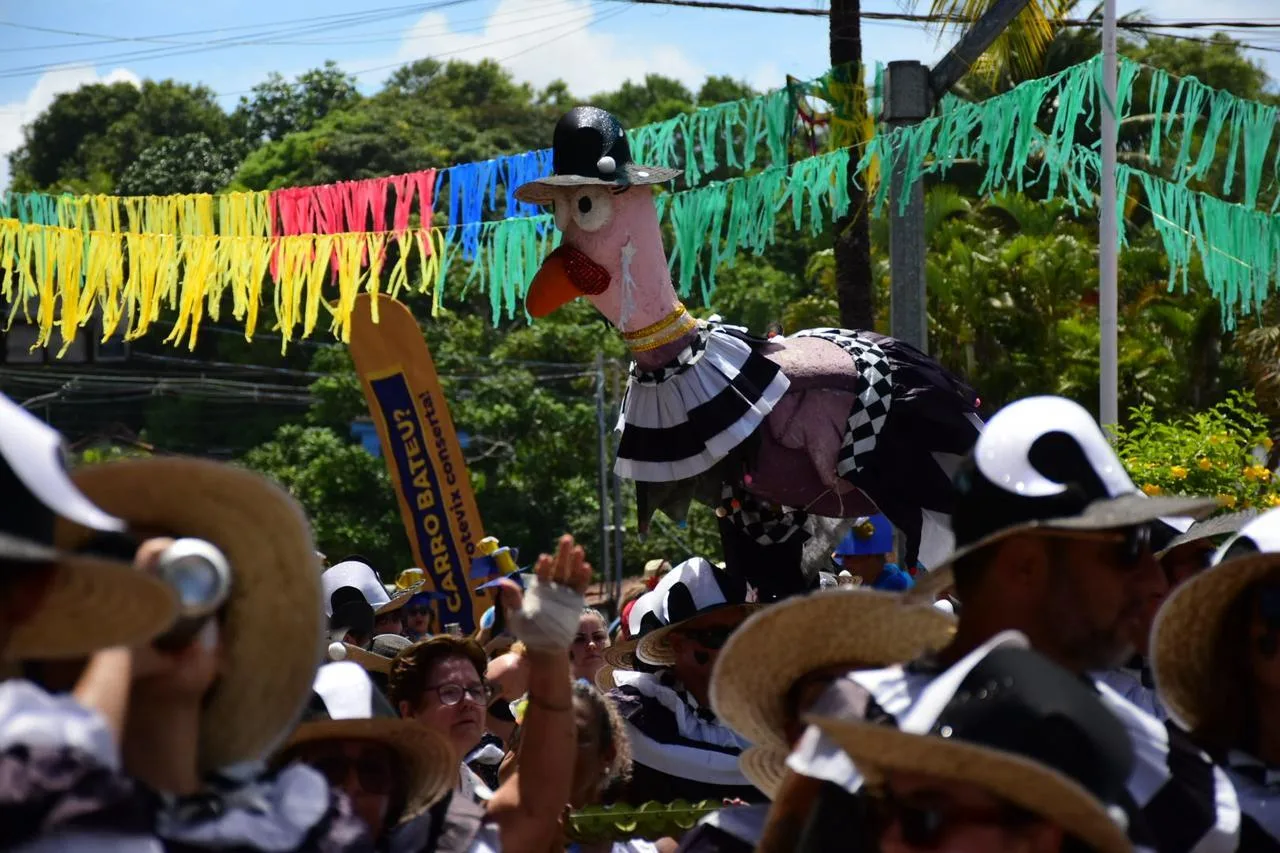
[1095,655,1169,721]
[787,633,1242,853]
[616,322,789,483]
[608,670,763,805]
[1219,751,1280,850]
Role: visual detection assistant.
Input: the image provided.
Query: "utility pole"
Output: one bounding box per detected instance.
[610,362,625,606]
[829,0,875,331]
[885,0,1033,354]
[594,352,612,594]
[885,61,930,352]
[1099,0,1120,427]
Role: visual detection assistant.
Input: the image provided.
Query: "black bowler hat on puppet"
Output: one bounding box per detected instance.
[0,393,176,660]
[810,644,1135,853]
[910,395,1219,602]
[512,106,681,206]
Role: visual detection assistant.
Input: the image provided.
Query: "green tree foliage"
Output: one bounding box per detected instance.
[116,132,243,195]
[8,80,232,194]
[231,60,361,145]
[242,424,411,570]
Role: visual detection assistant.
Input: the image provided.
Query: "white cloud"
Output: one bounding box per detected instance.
[0,66,140,191]
[393,0,706,98]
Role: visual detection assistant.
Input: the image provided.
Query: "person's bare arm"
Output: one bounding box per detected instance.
[757,772,823,853]
[70,538,174,743]
[485,535,589,852]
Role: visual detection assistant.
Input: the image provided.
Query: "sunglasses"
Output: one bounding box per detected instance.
[405,606,432,617]
[1041,523,1153,567]
[680,625,735,650]
[865,788,1034,849]
[311,752,394,796]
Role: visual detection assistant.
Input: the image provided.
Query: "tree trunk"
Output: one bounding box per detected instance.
[830,0,876,331]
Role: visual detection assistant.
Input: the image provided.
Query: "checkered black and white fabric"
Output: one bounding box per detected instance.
[793,328,894,477]
[717,484,810,547]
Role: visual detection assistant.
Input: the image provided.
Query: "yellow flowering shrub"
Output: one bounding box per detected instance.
[1111,392,1279,510]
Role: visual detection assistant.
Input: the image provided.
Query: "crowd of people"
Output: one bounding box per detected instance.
[3,385,1280,853]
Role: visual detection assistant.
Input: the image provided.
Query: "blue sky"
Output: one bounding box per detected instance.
[0,0,1276,189]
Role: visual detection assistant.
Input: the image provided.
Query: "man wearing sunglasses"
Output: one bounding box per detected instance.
[1096,511,1255,721]
[766,396,1242,853]
[610,557,764,806]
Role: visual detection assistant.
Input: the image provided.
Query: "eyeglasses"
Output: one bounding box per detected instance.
[423,682,494,707]
[405,606,432,617]
[680,625,736,650]
[310,752,394,796]
[865,787,1035,848]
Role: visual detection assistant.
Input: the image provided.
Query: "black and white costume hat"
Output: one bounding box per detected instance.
[913,395,1217,598]
[0,392,175,660]
[809,644,1135,853]
[322,560,410,617]
[635,557,759,667]
[278,661,454,818]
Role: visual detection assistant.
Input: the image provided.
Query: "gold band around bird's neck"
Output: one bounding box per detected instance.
[622,304,699,353]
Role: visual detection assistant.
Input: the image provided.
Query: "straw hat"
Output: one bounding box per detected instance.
[328,634,412,675]
[279,661,454,819]
[63,457,322,774]
[909,396,1217,603]
[634,558,761,667]
[323,560,410,616]
[739,744,789,799]
[710,589,956,748]
[1152,507,1280,731]
[809,645,1134,853]
[1157,510,1257,557]
[0,394,177,660]
[595,636,645,690]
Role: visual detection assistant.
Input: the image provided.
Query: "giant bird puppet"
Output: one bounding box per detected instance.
[515,107,983,598]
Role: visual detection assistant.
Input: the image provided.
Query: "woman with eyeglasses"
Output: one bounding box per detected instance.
[389,635,497,804]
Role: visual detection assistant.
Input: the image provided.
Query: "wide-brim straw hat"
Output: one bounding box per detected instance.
[711,589,956,748]
[2,532,177,661]
[329,642,392,675]
[909,493,1220,603]
[808,715,1132,853]
[1151,549,1280,731]
[62,458,323,774]
[1157,510,1257,557]
[739,744,789,799]
[282,718,454,818]
[637,603,762,668]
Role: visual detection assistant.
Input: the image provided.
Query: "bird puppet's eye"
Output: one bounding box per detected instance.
[568,188,613,233]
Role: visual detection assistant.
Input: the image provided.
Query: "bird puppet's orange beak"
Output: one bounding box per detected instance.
[525,246,610,318]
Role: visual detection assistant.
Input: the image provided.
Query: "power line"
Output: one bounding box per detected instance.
[0,1,481,81]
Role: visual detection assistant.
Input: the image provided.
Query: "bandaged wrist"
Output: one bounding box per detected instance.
[506,576,584,651]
